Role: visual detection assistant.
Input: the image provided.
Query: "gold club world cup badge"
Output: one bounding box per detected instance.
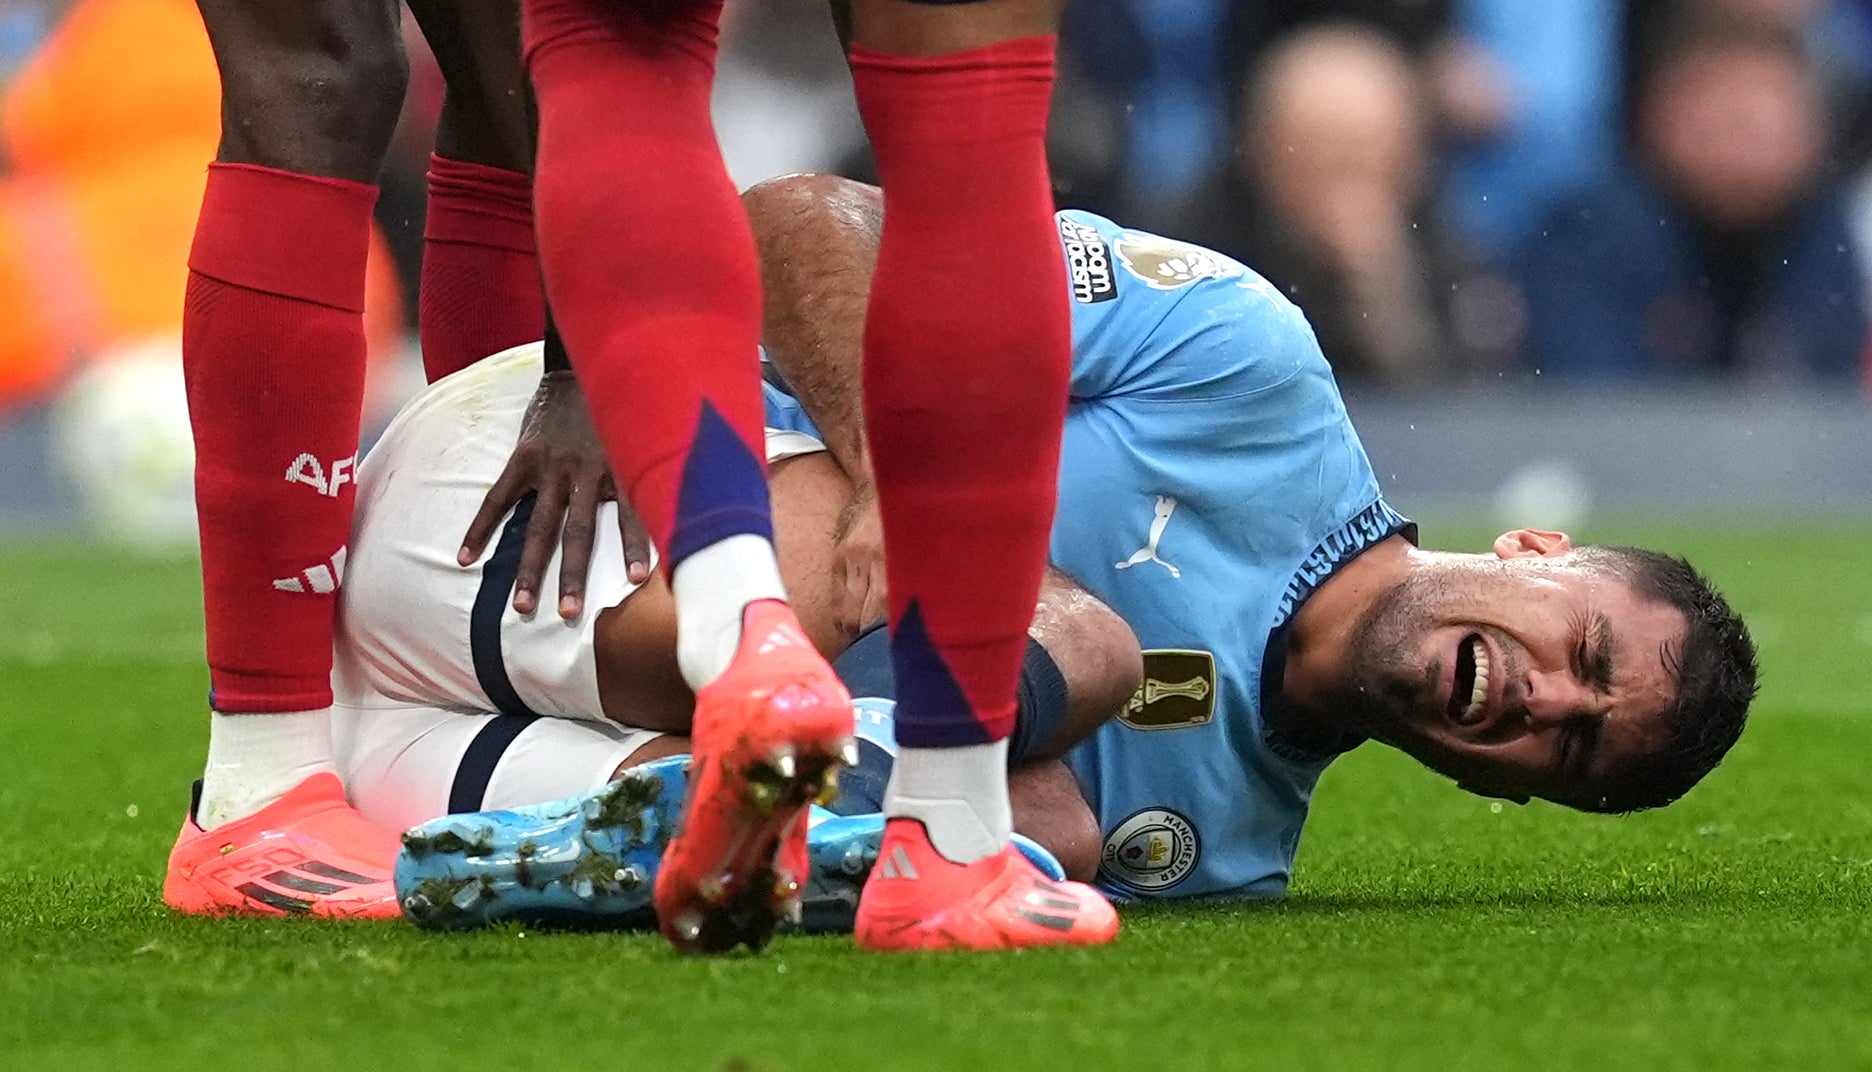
[1119,649,1217,731]
[1100,808,1201,893]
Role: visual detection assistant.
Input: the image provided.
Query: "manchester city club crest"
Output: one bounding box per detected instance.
[1099,808,1201,894]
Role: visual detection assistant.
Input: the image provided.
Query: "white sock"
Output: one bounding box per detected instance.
[196,709,338,829]
[883,739,1013,864]
[670,533,789,690]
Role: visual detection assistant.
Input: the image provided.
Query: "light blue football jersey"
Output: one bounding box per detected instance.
[763,211,1411,902]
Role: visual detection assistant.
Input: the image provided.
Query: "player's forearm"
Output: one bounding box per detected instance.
[744,174,883,485]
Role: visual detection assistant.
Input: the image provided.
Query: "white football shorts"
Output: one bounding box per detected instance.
[330,342,824,831]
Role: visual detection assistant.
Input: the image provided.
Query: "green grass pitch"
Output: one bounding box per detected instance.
[2,518,1869,1071]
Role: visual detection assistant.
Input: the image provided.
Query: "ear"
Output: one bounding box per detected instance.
[1493,529,1572,560]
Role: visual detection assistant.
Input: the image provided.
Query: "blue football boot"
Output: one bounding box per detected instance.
[395,756,689,930]
[396,755,1071,934]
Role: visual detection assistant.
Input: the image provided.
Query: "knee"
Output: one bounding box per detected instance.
[201,0,409,179]
[1027,578,1143,759]
[1049,607,1142,756]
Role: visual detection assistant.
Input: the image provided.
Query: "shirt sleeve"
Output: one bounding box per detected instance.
[1052,215,1384,555]
[759,376,823,439]
[1062,216,1334,457]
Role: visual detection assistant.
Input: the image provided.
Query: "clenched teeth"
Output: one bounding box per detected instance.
[1463,637,1491,721]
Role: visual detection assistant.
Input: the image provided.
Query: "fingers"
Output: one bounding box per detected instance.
[557,477,603,620]
[460,469,524,567]
[617,494,653,585]
[511,482,567,616]
[468,370,626,616]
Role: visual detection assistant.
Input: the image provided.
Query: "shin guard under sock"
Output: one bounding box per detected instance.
[850,37,1072,751]
[184,163,374,714]
[523,0,773,570]
[420,154,545,382]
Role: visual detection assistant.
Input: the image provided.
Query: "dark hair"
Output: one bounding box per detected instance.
[1633,8,1811,113]
[1575,547,1759,813]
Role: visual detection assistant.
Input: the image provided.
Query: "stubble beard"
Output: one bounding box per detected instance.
[1323,570,1452,749]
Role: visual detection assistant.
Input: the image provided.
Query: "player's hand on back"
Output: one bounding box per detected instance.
[833,482,888,635]
[457,370,654,618]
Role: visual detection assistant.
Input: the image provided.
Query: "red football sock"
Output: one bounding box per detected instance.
[523,0,772,567]
[420,154,545,382]
[184,163,374,713]
[850,37,1071,747]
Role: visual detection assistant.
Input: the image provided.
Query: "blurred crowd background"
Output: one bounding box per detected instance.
[4,0,1872,537]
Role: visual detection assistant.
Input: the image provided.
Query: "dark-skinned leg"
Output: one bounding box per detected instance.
[194,0,407,181]
[842,0,1118,949]
[168,0,409,917]
[408,0,535,174]
[407,0,547,382]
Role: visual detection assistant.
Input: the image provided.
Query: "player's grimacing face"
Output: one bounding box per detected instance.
[1337,532,1687,808]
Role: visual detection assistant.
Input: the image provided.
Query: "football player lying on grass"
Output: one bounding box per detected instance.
[321,175,1757,933]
